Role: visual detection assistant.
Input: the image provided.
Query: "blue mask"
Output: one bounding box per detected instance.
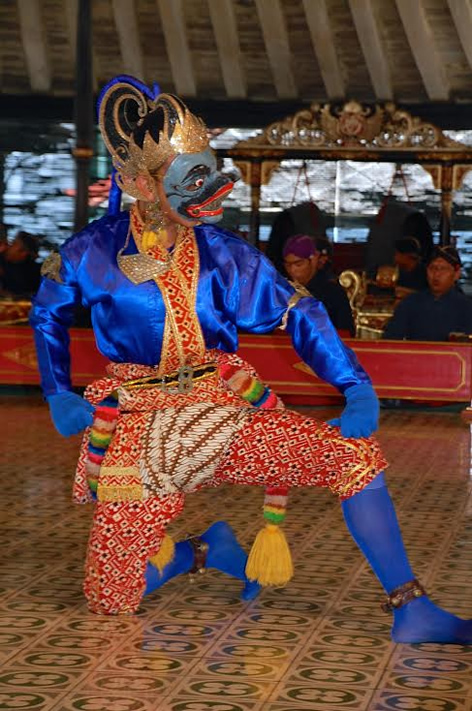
[162,148,234,224]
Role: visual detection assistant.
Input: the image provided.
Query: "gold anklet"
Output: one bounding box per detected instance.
[381,579,426,612]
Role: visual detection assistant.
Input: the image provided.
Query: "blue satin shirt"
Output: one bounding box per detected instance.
[30,212,370,397]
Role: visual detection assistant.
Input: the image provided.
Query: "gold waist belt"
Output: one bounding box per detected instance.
[122,363,217,394]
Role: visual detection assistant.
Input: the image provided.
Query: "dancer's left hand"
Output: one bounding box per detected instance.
[327,383,379,438]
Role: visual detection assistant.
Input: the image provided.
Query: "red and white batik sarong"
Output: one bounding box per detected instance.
[76,357,386,614]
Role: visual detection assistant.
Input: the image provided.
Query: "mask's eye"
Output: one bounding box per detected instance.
[181,165,210,191]
[185,178,204,192]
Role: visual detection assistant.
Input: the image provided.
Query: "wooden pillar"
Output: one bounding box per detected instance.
[249,161,261,247]
[73,0,94,232]
[439,163,453,246]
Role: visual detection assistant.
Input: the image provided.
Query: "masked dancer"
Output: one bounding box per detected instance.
[31,76,472,643]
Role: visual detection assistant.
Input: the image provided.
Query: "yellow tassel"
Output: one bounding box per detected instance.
[149,534,175,573]
[245,523,294,587]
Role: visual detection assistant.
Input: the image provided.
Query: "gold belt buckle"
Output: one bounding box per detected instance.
[166,364,194,394]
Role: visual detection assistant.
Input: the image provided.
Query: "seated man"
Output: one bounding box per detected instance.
[384,246,472,341]
[0,223,7,249]
[394,236,428,300]
[282,234,355,336]
[0,230,41,297]
[313,235,336,279]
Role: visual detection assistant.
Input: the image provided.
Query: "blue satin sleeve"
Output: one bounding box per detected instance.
[30,252,80,396]
[285,297,370,393]
[30,219,371,397]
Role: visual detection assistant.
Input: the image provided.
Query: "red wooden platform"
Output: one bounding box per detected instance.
[1,326,472,405]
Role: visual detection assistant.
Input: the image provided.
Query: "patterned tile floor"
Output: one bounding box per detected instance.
[1,394,472,711]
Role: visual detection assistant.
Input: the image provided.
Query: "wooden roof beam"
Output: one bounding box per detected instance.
[255,0,297,99]
[349,0,393,100]
[112,0,145,80]
[447,0,472,73]
[208,0,246,98]
[156,0,196,96]
[395,0,449,100]
[17,0,51,92]
[302,0,344,99]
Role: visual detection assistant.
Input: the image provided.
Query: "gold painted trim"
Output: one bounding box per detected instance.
[238,338,472,350]
[238,340,470,394]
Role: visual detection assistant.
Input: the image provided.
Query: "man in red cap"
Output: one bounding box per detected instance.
[282,234,354,336]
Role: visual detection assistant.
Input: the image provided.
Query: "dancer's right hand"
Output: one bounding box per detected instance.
[47,391,95,437]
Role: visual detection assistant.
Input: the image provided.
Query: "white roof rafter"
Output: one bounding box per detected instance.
[255,0,297,99]
[349,0,393,100]
[447,0,472,73]
[112,0,145,81]
[302,0,344,99]
[17,0,51,92]
[156,0,196,96]
[395,0,449,100]
[208,0,246,98]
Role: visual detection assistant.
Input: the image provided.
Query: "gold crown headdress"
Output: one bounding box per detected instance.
[98,77,209,200]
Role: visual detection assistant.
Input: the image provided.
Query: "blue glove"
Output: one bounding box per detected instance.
[47,391,95,437]
[328,383,379,438]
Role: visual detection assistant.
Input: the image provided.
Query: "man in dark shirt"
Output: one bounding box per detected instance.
[282,234,355,336]
[313,235,336,280]
[0,231,41,297]
[383,246,472,341]
[394,236,428,299]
